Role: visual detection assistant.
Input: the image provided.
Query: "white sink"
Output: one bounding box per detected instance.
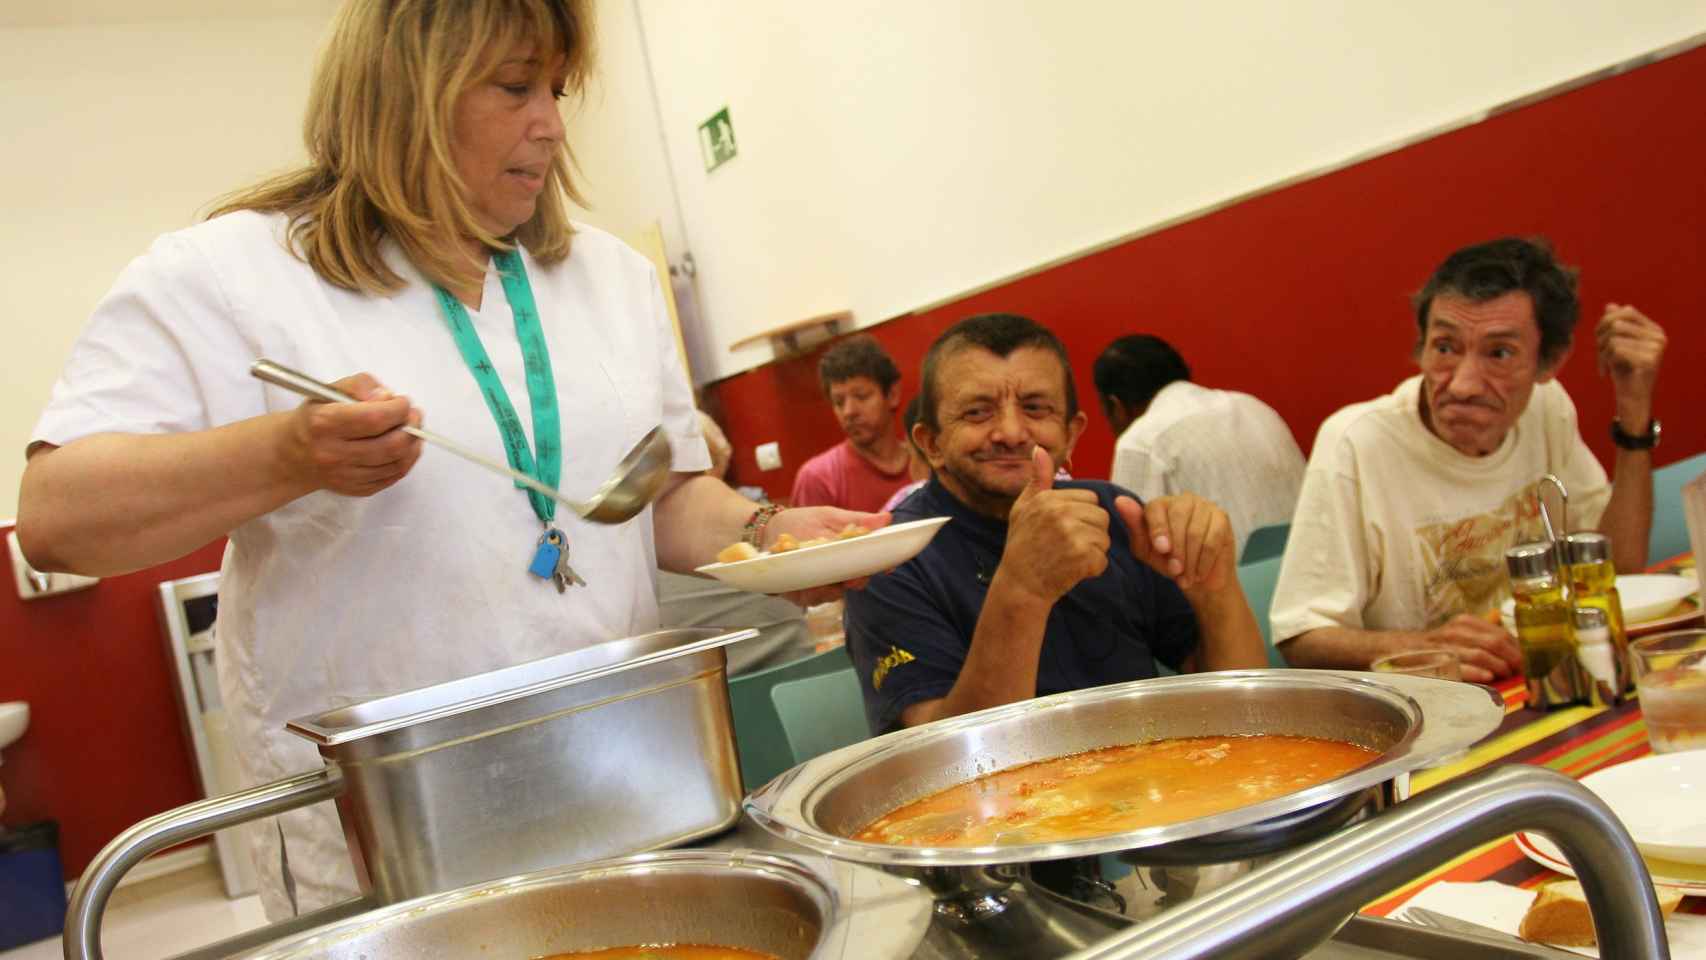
[0,701,28,753]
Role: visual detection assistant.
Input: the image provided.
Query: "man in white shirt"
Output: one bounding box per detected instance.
[1095,335,1305,557]
[1270,237,1667,683]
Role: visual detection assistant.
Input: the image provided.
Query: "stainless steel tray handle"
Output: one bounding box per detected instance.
[1061,765,1670,960]
[64,767,374,960]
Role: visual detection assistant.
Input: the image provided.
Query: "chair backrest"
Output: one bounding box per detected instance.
[770,667,870,768]
[1240,523,1291,565]
[1650,452,1706,566]
[725,645,853,790]
[1235,555,1288,666]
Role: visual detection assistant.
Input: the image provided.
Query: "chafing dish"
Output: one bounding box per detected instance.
[224,851,840,960]
[67,627,757,960]
[745,669,1508,957]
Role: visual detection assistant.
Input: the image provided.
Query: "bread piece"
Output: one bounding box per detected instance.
[1517,878,1683,946]
[715,541,760,564]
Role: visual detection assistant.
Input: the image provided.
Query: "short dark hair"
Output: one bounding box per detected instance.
[1092,335,1191,414]
[818,335,900,395]
[918,313,1078,431]
[1412,237,1579,365]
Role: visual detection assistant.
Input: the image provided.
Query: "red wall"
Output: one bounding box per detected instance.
[0,526,222,876]
[710,44,1706,499]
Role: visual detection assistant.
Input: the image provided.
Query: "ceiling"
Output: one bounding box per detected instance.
[1,0,340,29]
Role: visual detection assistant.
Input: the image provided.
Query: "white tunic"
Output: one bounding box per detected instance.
[1109,380,1307,555]
[32,211,709,918]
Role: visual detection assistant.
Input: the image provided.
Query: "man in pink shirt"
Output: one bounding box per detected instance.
[792,336,913,512]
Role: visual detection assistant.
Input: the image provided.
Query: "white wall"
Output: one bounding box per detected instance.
[635,0,1706,382]
[0,0,679,513]
[8,1,1706,508]
[565,0,686,262]
[0,13,330,515]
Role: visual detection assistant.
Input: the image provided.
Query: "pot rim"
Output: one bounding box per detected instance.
[231,850,841,960]
[744,669,1503,867]
[287,627,758,747]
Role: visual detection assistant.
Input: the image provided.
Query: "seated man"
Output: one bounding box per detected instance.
[1271,237,1666,683]
[791,335,913,512]
[845,313,1267,734]
[1095,334,1306,556]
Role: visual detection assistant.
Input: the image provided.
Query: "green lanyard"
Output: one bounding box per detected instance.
[431,249,561,524]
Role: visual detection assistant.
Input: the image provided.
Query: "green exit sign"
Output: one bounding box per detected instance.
[698,107,737,172]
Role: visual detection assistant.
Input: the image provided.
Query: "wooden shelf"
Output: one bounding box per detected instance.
[728,310,852,359]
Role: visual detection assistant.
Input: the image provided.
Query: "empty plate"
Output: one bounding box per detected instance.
[1515,830,1706,896]
[1579,751,1706,865]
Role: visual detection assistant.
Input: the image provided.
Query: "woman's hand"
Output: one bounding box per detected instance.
[765,506,891,606]
[278,373,424,496]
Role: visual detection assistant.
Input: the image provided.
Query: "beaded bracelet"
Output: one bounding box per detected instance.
[742,502,787,548]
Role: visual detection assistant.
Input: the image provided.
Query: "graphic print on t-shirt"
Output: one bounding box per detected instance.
[871,645,916,691]
[1417,483,1545,626]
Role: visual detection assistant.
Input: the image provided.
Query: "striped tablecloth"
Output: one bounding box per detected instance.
[1364,553,1704,917]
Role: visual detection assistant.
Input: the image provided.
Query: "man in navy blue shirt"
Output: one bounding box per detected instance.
[846,313,1267,734]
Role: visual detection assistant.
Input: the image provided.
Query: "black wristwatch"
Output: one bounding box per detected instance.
[1610,418,1661,451]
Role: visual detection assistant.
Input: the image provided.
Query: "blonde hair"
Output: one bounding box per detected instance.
[208,0,595,295]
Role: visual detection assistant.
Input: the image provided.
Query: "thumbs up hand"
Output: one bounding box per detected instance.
[1114,492,1235,595]
[996,447,1110,606]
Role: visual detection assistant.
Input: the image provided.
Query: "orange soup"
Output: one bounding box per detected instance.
[538,947,778,960]
[851,734,1378,847]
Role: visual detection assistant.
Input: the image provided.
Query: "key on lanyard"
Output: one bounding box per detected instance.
[529,528,584,592]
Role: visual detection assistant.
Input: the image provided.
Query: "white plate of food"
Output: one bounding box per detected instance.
[1500,572,1700,631]
[1576,751,1706,866]
[695,516,951,594]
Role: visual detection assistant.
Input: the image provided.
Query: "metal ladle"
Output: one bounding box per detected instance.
[251,359,673,524]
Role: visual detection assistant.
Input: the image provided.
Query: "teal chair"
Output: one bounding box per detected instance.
[770,667,871,767]
[1650,452,1706,566]
[1236,554,1288,666]
[726,645,852,789]
[1240,523,1291,565]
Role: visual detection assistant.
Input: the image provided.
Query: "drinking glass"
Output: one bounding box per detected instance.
[1629,629,1706,754]
[1371,649,1463,681]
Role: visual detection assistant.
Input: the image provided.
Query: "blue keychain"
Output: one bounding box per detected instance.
[529,528,585,593]
[529,529,565,582]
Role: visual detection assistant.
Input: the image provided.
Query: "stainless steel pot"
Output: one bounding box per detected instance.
[227,851,839,960]
[746,670,1502,866]
[745,670,1505,959]
[67,627,757,960]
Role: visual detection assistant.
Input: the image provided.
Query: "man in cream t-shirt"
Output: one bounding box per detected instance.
[1270,237,1666,683]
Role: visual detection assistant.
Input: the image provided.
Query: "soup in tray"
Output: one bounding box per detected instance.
[851,734,1379,848]
[539,946,778,959]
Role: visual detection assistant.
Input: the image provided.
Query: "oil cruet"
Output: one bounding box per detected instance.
[1503,475,1591,709]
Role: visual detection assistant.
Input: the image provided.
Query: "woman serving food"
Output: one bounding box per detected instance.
[16,0,880,920]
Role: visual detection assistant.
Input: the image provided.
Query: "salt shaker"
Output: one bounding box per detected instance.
[1563,531,1632,698]
[1571,606,1619,708]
